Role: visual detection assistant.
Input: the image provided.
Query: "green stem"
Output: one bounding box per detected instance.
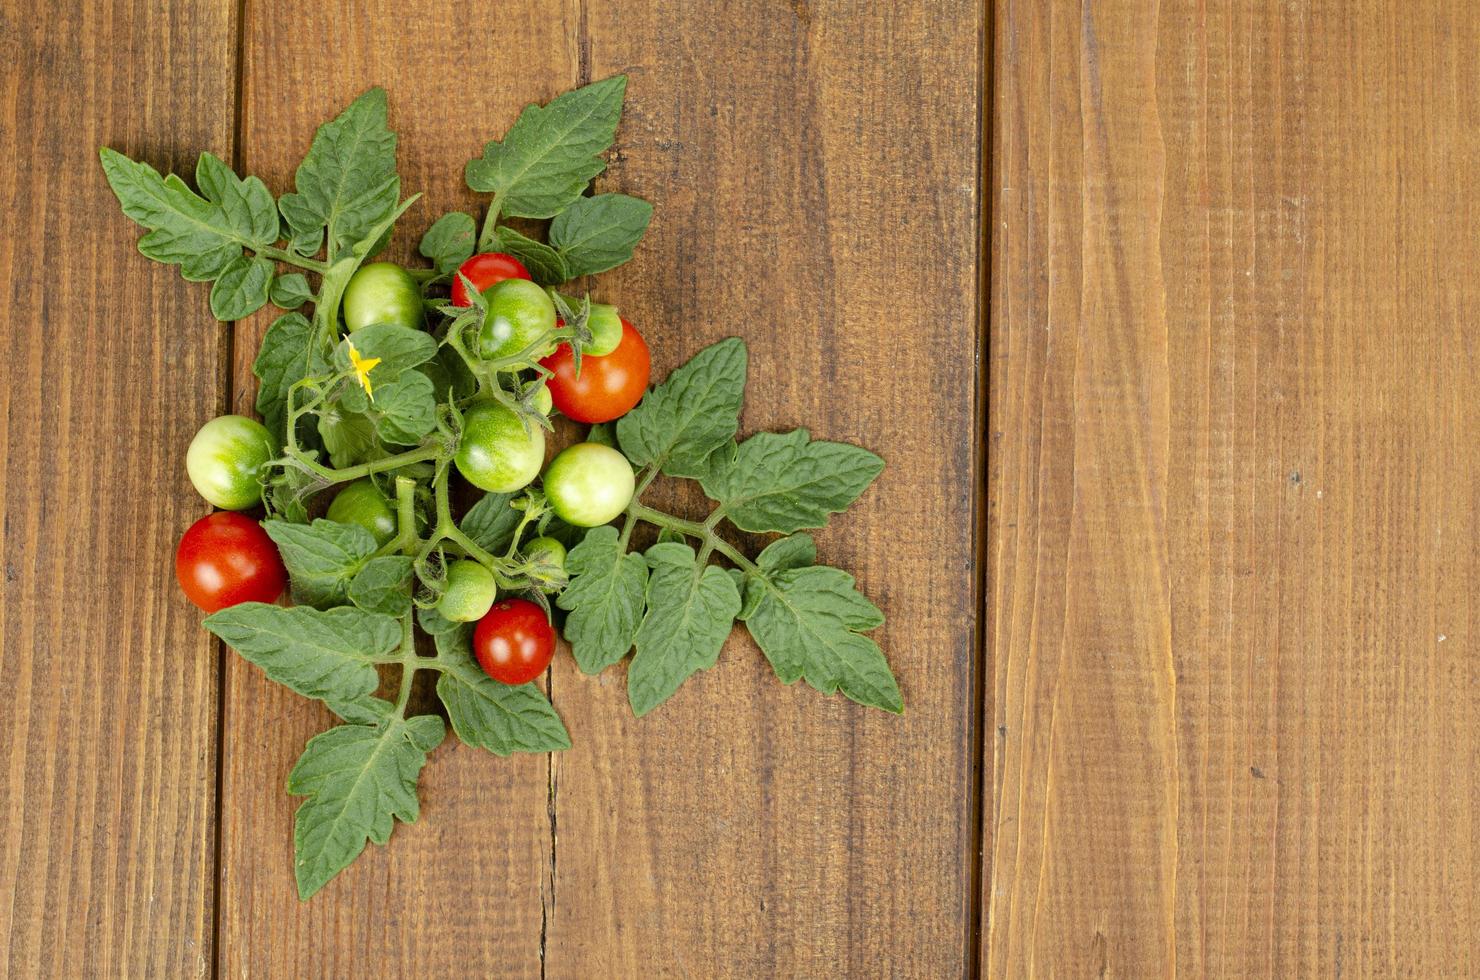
[260,244,331,274]
[627,503,761,575]
[477,192,505,252]
[287,443,443,484]
[392,613,418,717]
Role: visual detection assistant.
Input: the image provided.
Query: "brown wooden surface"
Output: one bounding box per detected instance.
[0,0,237,975]
[989,0,1479,975]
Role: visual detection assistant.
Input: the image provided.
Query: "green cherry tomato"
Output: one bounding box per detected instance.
[479,278,556,359]
[186,414,275,510]
[325,478,398,545]
[523,535,567,588]
[541,442,635,527]
[454,402,546,493]
[438,560,497,622]
[531,382,553,416]
[585,303,624,356]
[343,262,423,332]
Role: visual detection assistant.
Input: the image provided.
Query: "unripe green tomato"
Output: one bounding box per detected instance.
[325,478,397,545]
[542,443,636,527]
[479,278,556,359]
[524,535,567,571]
[343,262,422,332]
[532,383,553,416]
[186,414,275,510]
[585,303,624,356]
[454,402,546,493]
[438,560,497,622]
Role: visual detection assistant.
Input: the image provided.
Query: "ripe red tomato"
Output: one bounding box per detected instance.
[539,318,651,423]
[176,512,287,612]
[450,252,531,306]
[473,598,556,685]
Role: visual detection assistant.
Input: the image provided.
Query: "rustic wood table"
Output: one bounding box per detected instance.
[3,1,1475,977]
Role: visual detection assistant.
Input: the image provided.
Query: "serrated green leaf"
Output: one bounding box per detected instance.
[288,714,445,899]
[556,526,648,674]
[209,254,273,320]
[369,371,437,445]
[466,75,626,218]
[493,226,569,286]
[550,193,652,277]
[253,312,316,434]
[615,338,747,479]
[202,602,397,722]
[460,491,521,553]
[278,88,400,261]
[742,565,901,713]
[270,272,314,309]
[195,151,278,246]
[701,429,883,534]
[417,603,460,636]
[317,407,380,469]
[348,556,413,615]
[628,542,741,716]
[333,324,437,382]
[99,147,242,282]
[418,212,476,273]
[263,518,377,607]
[756,533,818,573]
[433,627,570,755]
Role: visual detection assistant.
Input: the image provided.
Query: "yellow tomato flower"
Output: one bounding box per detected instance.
[346,341,382,400]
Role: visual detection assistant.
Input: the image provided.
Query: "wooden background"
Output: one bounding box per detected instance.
[4,0,1478,977]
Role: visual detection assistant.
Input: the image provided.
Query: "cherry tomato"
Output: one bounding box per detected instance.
[176,512,287,612]
[326,478,397,545]
[479,278,556,359]
[539,318,650,423]
[454,401,546,493]
[541,443,636,527]
[186,414,275,511]
[473,598,556,685]
[584,303,624,356]
[450,252,531,307]
[343,262,422,332]
[438,560,497,622]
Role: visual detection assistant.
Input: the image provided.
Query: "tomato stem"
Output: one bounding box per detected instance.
[260,244,331,274]
[477,192,505,252]
[626,503,760,576]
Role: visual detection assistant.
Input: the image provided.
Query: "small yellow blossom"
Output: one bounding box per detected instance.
[347,341,382,400]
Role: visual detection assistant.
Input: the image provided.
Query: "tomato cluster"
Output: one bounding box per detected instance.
[175,249,657,686]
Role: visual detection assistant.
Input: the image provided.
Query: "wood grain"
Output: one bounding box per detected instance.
[0,0,236,975]
[543,2,985,976]
[988,0,1480,974]
[216,2,581,975]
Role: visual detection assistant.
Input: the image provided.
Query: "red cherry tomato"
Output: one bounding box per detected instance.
[175,512,287,613]
[450,252,532,306]
[473,598,556,685]
[539,318,652,423]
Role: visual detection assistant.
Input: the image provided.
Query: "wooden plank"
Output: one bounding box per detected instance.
[0,0,236,974]
[988,0,1480,974]
[216,4,579,974]
[543,2,985,976]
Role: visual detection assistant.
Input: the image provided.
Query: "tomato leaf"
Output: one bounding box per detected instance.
[332,324,438,382]
[627,542,741,716]
[417,211,476,273]
[432,628,571,755]
[459,491,521,554]
[700,429,884,534]
[348,556,414,616]
[550,193,652,277]
[269,272,314,310]
[202,603,397,723]
[368,371,438,445]
[278,88,400,261]
[556,526,648,674]
[209,254,274,320]
[317,407,380,469]
[263,518,377,607]
[465,75,626,218]
[740,564,902,714]
[492,226,569,286]
[615,338,748,479]
[99,148,245,282]
[253,312,317,434]
[288,714,445,900]
[195,151,278,247]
